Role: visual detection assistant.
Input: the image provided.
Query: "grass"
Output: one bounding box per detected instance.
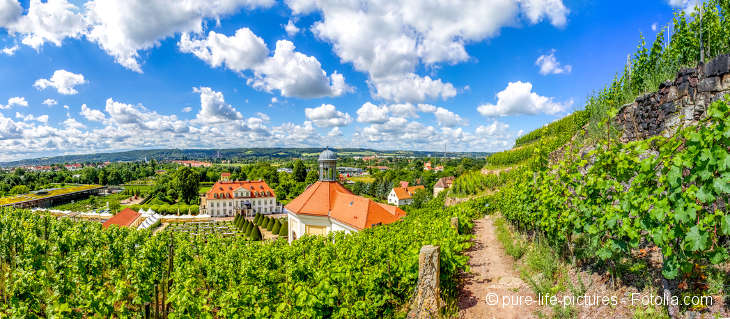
[199,186,212,195]
[348,175,375,183]
[493,215,582,319]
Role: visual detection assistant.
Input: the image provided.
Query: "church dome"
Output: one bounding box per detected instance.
[319,148,337,161]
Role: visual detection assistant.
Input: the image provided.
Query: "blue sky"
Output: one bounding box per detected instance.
[0,0,692,161]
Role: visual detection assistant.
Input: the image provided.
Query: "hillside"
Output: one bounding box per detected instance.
[0,148,490,167]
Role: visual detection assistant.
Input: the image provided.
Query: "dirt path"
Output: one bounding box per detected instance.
[458,216,536,319]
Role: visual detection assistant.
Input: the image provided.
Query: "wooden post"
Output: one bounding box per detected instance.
[408,245,441,319]
[450,217,459,234]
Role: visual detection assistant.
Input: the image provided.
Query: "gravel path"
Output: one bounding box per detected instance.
[458,216,537,319]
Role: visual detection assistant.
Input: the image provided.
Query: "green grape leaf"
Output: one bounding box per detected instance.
[685,225,708,252]
[667,165,682,187]
[722,215,730,235]
[696,186,716,204]
[662,257,679,279]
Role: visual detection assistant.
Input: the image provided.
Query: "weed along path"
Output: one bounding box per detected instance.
[458,216,537,319]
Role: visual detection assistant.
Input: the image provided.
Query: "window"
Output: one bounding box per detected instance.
[305,225,327,235]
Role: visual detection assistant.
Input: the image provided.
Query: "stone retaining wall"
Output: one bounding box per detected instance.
[616,54,730,142]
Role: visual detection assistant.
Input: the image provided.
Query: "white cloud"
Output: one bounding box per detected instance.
[0,96,28,109]
[476,121,509,136]
[42,99,58,106]
[288,0,568,102]
[285,19,300,36]
[180,30,351,98]
[193,87,242,123]
[356,102,389,124]
[1,45,17,55]
[80,104,106,122]
[477,81,570,116]
[304,104,353,127]
[651,23,658,32]
[327,126,342,137]
[433,107,465,127]
[16,112,49,123]
[63,117,85,130]
[0,0,22,28]
[179,28,268,72]
[535,49,571,75]
[370,73,456,103]
[520,0,569,27]
[182,106,192,113]
[3,0,86,49]
[667,0,703,13]
[34,70,87,95]
[84,0,275,72]
[251,40,352,98]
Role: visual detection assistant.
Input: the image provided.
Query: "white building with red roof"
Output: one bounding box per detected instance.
[285,149,406,242]
[201,180,277,217]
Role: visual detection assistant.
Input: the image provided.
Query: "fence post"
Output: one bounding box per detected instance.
[408,245,441,319]
[450,217,459,233]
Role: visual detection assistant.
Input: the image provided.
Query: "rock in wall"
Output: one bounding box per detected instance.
[616,54,730,142]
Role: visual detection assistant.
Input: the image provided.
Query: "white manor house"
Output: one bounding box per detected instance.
[201,175,278,217]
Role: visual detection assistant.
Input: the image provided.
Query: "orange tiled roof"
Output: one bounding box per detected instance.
[393,185,425,200]
[206,180,275,200]
[103,208,141,228]
[285,181,406,230]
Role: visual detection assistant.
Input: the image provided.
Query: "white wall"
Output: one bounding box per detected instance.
[287,210,358,242]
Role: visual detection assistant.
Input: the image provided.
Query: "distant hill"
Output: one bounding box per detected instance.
[0,148,490,167]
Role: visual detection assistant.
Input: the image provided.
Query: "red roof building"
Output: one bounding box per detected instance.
[285,149,406,241]
[202,180,278,216]
[103,208,142,229]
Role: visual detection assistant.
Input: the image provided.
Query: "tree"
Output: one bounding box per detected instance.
[173,166,200,204]
[251,226,262,241]
[9,185,29,195]
[409,189,432,209]
[305,169,319,184]
[293,160,307,183]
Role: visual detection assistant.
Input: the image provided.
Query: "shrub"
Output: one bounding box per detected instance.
[277,221,287,236]
[272,220,281,234]
[251,226,262,241]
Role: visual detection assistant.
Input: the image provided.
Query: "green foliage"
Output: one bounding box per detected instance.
[272,219,281,234]
[496,99,730,280]
[487,111,589,167]
[251,225,262,241]
[8,185,29,195]
[278,220,288,236]
[0,189,492,317]
[172,166,200,204]
[292,160,307,183]
[583,1,730,140]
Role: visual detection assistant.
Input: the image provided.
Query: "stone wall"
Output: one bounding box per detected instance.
[615,54,730,142]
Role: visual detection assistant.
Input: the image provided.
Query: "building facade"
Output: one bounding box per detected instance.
[387,183,426,206]
[201,180,278,217]
[285,149,406,242]
[433,176,455,197]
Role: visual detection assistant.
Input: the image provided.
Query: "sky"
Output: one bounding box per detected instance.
[0,0,696,162]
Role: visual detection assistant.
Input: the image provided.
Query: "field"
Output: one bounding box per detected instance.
[348,175,375,183]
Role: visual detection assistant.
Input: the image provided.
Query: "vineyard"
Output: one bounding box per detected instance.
[485,111,589,168]
[496,99,730,283]
[0,195,488,317]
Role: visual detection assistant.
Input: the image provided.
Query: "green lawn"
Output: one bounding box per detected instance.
[348,175,375,183]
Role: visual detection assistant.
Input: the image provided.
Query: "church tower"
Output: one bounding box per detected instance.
[318,148,337,181]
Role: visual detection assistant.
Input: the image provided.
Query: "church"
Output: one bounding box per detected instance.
[284,149,406,242]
